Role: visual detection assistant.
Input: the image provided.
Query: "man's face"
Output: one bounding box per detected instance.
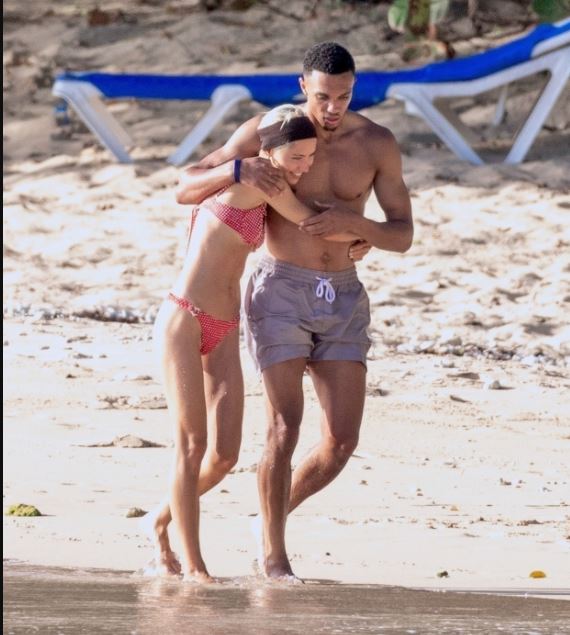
[299,70,355,131]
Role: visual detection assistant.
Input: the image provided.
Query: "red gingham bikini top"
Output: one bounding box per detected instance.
[192,186,267,250]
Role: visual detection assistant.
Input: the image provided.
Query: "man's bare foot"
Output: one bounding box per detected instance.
[182,570,215,584]
[263,557,303,583]
[250,516,303,583]
[265,568,304,585]
[275,574,305,585]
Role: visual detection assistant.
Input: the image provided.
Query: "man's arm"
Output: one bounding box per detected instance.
[175,115,285,205]
[299,129,413,253]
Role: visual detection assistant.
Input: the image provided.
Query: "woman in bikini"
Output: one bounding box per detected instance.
[150,104,363,583]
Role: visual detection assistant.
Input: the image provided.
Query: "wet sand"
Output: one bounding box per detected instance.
[4,562,570,635]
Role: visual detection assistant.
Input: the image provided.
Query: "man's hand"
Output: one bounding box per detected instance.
[240,157,285,197]
[348,239,372,262]
[299,203,356,238]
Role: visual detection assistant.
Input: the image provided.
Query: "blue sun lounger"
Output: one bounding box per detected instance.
[53,18,570,166]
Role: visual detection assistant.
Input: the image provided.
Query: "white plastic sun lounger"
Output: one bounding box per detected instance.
[52,17,570,166]
[384,17,570,164]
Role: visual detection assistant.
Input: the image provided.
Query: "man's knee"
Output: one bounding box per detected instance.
[266,412,302,457]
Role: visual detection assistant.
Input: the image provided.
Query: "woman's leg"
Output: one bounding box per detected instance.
[149,313,243,575]
[154,301,210,582]
[200,325,244,490]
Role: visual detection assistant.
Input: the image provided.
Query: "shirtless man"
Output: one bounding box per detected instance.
[176,42,413,580]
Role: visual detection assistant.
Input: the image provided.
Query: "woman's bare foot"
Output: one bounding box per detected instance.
[156,550,182,576]
[140,506,181,576]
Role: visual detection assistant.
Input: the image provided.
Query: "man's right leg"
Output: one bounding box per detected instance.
[258,357,307,578]
[288,360,366,513]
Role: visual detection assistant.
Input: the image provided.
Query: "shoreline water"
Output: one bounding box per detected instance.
[5,562,570,635]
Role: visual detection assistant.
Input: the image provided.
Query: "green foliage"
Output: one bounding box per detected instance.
[388,0,409,33]
[388,0,450,36]
[532,0,570,21]
[429,0,450,24]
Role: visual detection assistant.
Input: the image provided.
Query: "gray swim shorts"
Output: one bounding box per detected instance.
[244,255,371,372]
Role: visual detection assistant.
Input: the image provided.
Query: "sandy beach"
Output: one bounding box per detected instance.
[3,0,570,593]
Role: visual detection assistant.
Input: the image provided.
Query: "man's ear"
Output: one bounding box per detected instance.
[298,76,307,96]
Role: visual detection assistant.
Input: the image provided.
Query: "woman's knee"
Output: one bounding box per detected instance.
[327,432,359,462]
[175,434,208,471]
[210,447,239,475]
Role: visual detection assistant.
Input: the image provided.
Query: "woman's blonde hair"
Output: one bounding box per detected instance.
[258,104,306,131]
[257,104,316,151]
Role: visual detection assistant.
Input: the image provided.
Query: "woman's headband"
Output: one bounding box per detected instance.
[258,116,316,150]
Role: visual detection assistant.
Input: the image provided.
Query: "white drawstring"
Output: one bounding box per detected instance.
[315,277,336,304]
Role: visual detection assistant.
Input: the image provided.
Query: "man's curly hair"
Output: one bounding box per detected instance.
[302,42,355,76]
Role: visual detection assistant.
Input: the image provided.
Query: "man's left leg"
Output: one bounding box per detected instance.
[288,360,366,513]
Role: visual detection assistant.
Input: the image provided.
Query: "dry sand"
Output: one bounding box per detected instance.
[3,1,570,593]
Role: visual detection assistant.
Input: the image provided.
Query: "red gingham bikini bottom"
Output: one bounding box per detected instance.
[168,292,239,355]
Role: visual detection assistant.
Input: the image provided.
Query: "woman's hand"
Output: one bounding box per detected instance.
[299,202,356,237]
[348,239,372,262]
[240,157,285,198]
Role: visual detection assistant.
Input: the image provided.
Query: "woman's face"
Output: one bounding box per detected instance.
[269,137,317,185]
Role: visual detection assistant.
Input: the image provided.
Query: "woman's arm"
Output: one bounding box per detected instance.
[175,116,285,205]
[265,186,359,242]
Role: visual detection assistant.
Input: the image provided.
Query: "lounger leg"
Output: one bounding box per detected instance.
[434,99,482,144]
[492,85,509,126]
[167,85,252,166]
[398,92,485,165]
[505,53,570,164]
[53,80,134,163]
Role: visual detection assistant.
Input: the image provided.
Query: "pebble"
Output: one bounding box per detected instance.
[126,507,147,519]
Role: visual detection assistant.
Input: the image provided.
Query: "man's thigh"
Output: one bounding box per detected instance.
[261,358,308,425]
[308,360,366,440]
[244,261,313,373]
[310,279,371,367]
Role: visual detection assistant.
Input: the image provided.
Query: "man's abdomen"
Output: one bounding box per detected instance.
[265,215,353,271]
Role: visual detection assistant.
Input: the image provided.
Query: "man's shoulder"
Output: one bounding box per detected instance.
[237,113,264,136]
[348,111,394,138]
[224,113,263,155]
[345,111,396,148]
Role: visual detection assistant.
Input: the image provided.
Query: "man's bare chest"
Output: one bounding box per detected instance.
[296,146,374,203]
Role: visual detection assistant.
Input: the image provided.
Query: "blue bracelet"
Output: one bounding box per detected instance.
[233,159,241,183]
